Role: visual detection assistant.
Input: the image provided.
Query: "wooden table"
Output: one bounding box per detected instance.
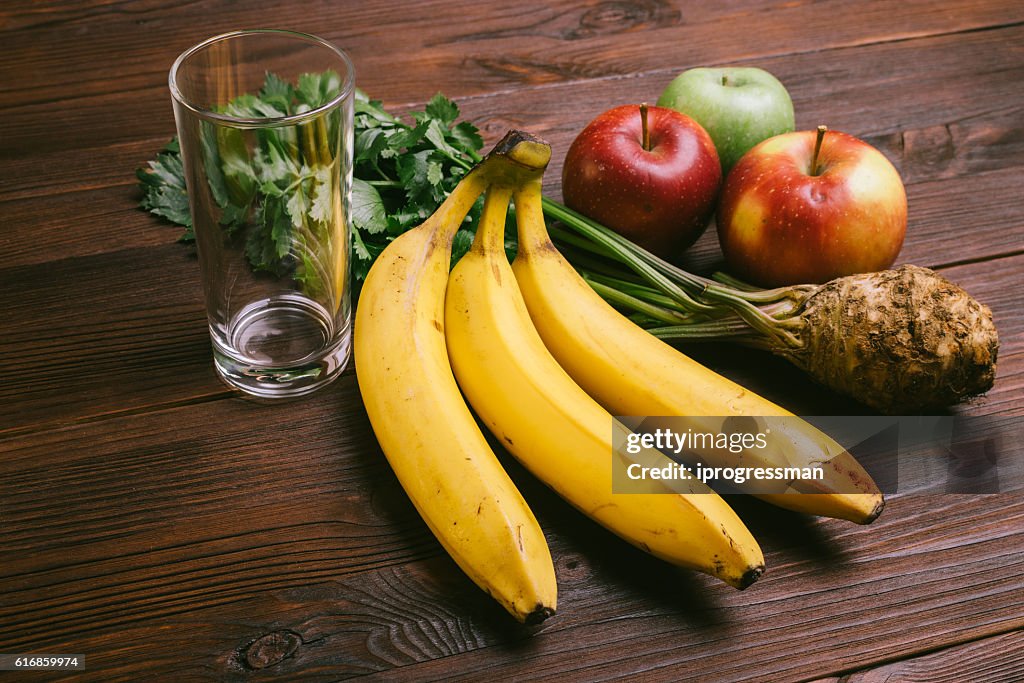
[2,1,1022,680]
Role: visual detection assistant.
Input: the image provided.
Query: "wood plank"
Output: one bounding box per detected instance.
[0,183,176,268]
[808,629,1024,683]
[1,390,1021,680]
[0,387,440,641]
[364,497,1024,682]
[0,136,165,203]
[1,0,1019,116]
[0,244,222,433]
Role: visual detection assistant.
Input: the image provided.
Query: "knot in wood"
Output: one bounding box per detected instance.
[572,1,681,39]
[239,629,302,670]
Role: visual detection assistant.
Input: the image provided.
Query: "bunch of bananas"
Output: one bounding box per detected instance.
[354,131,883,623]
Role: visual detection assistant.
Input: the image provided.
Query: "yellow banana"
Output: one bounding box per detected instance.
[353,137,556,623]
[512,184,884,524]
[445,163,765,588]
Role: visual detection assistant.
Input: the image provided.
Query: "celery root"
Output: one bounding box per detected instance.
[778,265,997,413]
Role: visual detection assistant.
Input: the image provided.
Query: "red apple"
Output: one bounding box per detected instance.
[562,104,721,259]
[717,126,907,286]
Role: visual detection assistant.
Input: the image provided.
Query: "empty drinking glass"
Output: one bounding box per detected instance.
[169,30,355,397]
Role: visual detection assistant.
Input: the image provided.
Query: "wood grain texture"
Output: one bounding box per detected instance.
[7,17,1024,190]
[2,0,1023,680]
[2,0,1020,113]
[2,392,1022,681]
[0,244,222,433]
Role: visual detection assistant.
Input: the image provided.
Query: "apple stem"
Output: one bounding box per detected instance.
[640,102,650,152]
[811,125,828,176]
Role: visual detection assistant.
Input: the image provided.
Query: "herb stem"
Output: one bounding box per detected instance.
[539,194,811,349]
[585,277,693,324]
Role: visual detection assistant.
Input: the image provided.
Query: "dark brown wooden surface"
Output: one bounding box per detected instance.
[1,1,1022,680]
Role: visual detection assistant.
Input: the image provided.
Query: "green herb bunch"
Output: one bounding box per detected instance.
[138,75,488,283]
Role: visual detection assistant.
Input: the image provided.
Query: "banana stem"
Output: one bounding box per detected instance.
[475,185,515,254]
[428,131,547,248]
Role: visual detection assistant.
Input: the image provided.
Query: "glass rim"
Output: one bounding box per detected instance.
[168,29,355,128]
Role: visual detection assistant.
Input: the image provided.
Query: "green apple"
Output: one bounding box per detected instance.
[657,67,795,173]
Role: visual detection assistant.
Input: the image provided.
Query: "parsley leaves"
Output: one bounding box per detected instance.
[137,74,490,283]
[136,138,193,238]
[349,90,487,279]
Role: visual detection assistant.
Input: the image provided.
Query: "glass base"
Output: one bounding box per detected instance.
[211,294,351,398]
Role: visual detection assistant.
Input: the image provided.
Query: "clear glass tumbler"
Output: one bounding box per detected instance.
[170,30,355,398]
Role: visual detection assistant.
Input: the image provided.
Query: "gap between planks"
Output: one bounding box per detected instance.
[803,627,1024,683]
[384,18,1024,115]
